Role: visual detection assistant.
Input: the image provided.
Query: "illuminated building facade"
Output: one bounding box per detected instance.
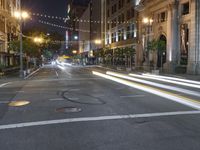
[136,0,200,74]
[0,0,20,67]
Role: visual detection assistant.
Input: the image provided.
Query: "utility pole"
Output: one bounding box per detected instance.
[19,0,23,78]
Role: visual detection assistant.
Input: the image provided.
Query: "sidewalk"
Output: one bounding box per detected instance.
[0,67,41,85]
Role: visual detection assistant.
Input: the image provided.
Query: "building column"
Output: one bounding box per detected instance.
[187,0,197,74]
[168,0,179,72]
[4,18,8,66]
[165,3,173,72]
[195,0,200,74]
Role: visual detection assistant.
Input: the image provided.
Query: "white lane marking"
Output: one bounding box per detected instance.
[68,97,80,100]
[16,91,25,93]
[120,95,145,98]
[0,110,200,130]
[93,71,200,110]
[55,71,59,77]
[0,82,12,87]
[28,77,102,83]
[143,73,200,85]
[49,98,65,101]
[92,94,105,97]
[70,89,80,91]
[0,101,9,104]
[24,68,41,79]
[130,73,200,89]
[107,71,200,97]
[57,65,72,77]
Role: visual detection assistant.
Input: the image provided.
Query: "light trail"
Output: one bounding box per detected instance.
[93,71,200,110]
[143,73,200,85]
[106,71,200,97]
[129,73,200,89]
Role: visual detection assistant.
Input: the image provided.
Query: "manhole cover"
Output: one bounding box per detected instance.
[55,107,82,113]
[9,100,30,107]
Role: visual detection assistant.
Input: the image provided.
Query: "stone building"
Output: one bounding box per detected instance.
[0,0,20,67]
[102,0,138,67]
[136,0,200,74]
[78,0,104,64]
[104,0,137,48]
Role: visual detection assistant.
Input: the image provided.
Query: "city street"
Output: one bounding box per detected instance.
[0,64,200,150]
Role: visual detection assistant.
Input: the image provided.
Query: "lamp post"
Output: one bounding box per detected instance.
[14,4,29,78]
[142,17,153,69]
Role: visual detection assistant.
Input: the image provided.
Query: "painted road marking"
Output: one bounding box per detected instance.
[93,71,200,110]
[68,97,80,100]
[120,95,145,98]
[24,68,41,79]
[0,82,12,87]
[0,101,9,104]
[0,110,200,130]
[49,98,65,101]
[55,71,59,78]
[70,89,80,91]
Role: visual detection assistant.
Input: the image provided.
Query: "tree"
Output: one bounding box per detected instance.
[147,39,166,69]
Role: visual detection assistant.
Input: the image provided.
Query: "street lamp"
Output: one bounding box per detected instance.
[33,37,44,44]
[142,17,153,69]
[14,8,29,78]
[94,39,102,45]
[72,50,78,54]
[74,35,78,40]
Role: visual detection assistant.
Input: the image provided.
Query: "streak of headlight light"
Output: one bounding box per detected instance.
[64,63,72,66]
[106,71,200,97]
[142,73,200,85]
[57,65,66,70]
[92,71,200,110]
[129,74,200,89]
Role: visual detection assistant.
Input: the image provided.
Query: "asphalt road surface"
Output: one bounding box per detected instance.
[0,64,200,150]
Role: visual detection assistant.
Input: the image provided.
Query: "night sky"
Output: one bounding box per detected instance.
[22,0,89,35]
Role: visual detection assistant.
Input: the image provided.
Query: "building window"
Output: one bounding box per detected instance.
[127,26,130,39]
[131,7,135,18]
[160,12,166,22]
[111,18,117,28]
[126,10,131,20]
[157,12,166,23]
[182,2,189,15]
[106,34,110,45]
[107,23,110,30]
[131,24,136,38]
[107,9,110,18]
[122,0,124,7]
[118,0,121,9]
[112,4,117,14]
[118,30,122,41]
[118,15,121,24]
[107,0,110,5]
[111,32,117,43]
[122,29,125,40]
[121,13,125,23]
